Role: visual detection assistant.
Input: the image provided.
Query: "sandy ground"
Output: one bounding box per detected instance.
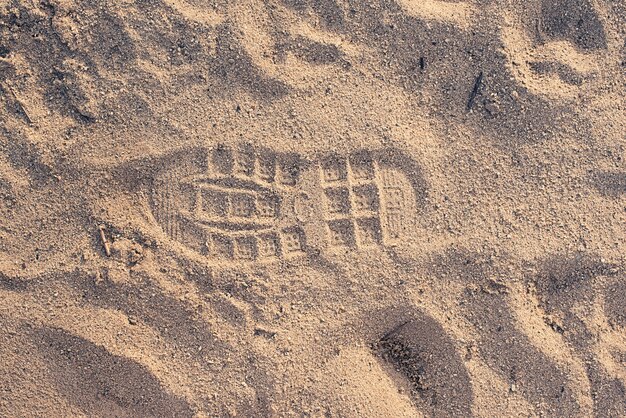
[0,0,624,416]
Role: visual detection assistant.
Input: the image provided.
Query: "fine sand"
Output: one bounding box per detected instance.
[0,0,625,416]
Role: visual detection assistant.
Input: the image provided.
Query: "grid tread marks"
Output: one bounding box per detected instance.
[320,151,409,248]
[151,144,417,262]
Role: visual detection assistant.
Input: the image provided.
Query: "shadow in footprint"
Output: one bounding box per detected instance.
[33,326,193,417]
[0,272,29,292]
[533,253,617,313]
[461,286,581,416]
[532,253,625,416]
[605,278,626,328]
[586,358,626,417]
[370,307,473,417]
[431,248,581,416]
[76,270,235,358]
[528,61,584,85]
[540,0,607,50]
[591,171,626,197]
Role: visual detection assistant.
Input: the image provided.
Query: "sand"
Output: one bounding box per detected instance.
[0,0,624,416]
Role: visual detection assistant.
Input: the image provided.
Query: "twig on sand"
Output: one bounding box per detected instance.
[467,71,483,111]
[380,319,411,341]
[98,225,111,257]
[4,84,33,124]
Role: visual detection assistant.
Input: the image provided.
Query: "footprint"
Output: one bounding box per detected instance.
[532,254,625,416]
[500,0,615,99]
[150,143,423,264]
[539,0,607,50]
[370,307,474,417]
[33,326,193,417]
[430,248,584,416]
